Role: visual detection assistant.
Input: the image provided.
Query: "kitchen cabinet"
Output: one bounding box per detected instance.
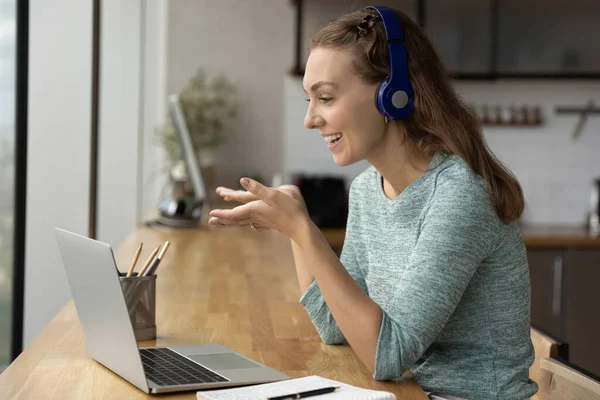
[424,0,492,76]
[527,248,566,340]
[565,250,600,379]
[528,245,600,379]
[424,0,600,77]
[496,0,600,75]
[291,0,600,78]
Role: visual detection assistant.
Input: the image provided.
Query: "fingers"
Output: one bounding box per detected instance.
[209,201,267,227]
[208,217,269,232]
[240,178,278,205]
[215,187,260,203]
[208,216,269,233]
[209,208,247,222]
[208,201,270,232]
[208,217,253,227]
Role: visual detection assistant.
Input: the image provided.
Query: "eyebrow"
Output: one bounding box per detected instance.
[303,81,339,94]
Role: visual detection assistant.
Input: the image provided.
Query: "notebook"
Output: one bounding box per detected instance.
[196,375,396,400]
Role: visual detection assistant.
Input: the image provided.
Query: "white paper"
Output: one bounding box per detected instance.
[196,376,396,400]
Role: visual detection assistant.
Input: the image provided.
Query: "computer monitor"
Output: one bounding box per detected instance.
[151,94,208,228]
[167,94,207,202]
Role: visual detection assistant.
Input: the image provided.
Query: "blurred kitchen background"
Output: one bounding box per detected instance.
[1,0,599,387]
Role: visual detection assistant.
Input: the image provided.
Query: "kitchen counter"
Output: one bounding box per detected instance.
[320,224,600,250]
[520,224,600,248]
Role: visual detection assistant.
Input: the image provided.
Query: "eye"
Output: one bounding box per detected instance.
[319,97,333,104]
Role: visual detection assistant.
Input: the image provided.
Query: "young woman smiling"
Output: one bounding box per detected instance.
[208,6,538,400]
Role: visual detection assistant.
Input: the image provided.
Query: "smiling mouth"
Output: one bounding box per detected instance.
[323,133,343,144]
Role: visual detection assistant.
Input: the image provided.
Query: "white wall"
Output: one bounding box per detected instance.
[139,0,169,223]
[166,0,294,189]
[97,0,142,247]
[97,0,168,248]
[284,76,600,225]
[25,0,93,346]
[24,0,167,348]
[455,80,600,225]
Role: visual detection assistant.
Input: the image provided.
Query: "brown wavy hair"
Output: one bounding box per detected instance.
[310,8,524,224]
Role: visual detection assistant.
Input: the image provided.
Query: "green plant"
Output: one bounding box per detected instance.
[157,68,238,165]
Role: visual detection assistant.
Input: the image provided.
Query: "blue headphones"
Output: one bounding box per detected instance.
[364,6,415,120]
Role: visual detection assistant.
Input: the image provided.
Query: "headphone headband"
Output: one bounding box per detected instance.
[364,6,414,120]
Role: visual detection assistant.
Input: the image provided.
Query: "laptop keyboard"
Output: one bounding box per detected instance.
[140,347,229,386]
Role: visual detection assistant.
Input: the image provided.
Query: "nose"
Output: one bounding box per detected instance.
[304,103,325,130]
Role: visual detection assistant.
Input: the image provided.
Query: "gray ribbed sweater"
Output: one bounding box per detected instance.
[299,152,538,399]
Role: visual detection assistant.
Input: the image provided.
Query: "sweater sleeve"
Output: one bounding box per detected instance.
[299,182,368,345]
[373,179,500,380]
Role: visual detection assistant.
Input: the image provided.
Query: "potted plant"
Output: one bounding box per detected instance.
[157,68,238,198]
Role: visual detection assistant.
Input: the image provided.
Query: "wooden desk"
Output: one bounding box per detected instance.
[0,224,426,399]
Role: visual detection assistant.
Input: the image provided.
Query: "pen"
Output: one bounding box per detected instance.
[126,242,143,277]
[142,241,170,277]
[265,386,340,400]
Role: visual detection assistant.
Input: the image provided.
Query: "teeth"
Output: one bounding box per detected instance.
[323,133,343,143]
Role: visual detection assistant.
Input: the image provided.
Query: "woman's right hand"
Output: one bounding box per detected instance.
[216,185,305,206]
[215,186,259,204]
[214,184,308,232]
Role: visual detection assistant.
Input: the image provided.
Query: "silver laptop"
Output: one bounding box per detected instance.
[54,228,289,394]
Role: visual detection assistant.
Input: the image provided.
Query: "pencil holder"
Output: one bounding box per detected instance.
[119,273,157,341]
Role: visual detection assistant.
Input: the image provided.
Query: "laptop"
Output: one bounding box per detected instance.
[54,228,289,394]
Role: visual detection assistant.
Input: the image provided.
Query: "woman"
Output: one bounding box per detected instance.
[208,6,538,400]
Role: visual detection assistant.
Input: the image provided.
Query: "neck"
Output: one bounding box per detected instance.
[367,123,433,200]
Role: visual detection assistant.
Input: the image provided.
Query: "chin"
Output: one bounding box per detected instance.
[332,154,356,167]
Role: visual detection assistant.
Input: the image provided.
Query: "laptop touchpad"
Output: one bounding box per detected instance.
[189,353,261,370]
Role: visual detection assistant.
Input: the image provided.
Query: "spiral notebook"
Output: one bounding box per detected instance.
[196,375,396,400]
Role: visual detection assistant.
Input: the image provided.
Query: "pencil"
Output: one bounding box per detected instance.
[157,241,170,260]
[125,242,143,277]
[143,241,170,276]
[137,245,161,277]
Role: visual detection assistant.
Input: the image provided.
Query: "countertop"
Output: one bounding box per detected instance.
[519,224,600,247]
[321,224,600,249]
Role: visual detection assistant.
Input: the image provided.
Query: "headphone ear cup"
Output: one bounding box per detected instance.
[377,80,414,120]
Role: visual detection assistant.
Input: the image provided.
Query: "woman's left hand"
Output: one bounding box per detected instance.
[208,178,312,243]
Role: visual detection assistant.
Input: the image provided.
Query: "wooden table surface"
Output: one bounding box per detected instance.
[0,224,427,399]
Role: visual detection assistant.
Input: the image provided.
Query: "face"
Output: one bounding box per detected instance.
[303,47,387,166]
